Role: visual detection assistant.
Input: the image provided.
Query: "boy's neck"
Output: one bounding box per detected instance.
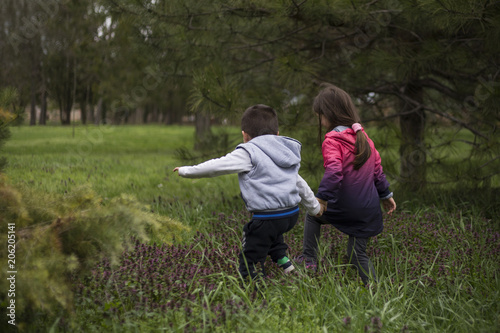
[242,131,280,143]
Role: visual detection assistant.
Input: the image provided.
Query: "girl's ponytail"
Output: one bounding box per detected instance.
[352,123,371,170]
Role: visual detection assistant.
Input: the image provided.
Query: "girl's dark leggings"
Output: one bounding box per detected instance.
[303,214,377,285]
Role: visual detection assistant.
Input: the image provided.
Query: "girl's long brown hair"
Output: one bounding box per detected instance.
[313,84,371,170]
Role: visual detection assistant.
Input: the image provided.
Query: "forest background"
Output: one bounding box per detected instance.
[2,0,499,190]
[0,0,499,331]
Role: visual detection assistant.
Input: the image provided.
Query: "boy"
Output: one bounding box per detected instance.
[173,104,325,278]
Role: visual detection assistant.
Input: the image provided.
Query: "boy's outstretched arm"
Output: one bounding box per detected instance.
[173,149,252,178]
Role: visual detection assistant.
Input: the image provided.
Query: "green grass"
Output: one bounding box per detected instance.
[65,208,499,333]
[2,125,499,332]
[4,125,243,227]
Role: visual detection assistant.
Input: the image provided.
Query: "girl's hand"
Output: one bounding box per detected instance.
[382,197,396,215]
[173,167,180,173]
[315,198,327,217]
[316,198,328,207]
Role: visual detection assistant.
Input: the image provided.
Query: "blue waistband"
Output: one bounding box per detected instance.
[252,206,300,220]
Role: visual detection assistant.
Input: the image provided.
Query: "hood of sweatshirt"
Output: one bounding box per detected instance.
[240,135,301,168]
[324,127,358,154]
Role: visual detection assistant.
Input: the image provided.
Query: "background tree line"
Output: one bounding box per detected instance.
[1,0,499,190]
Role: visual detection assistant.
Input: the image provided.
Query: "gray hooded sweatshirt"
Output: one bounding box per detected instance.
[177,135,320,216]
[236,135,301,212]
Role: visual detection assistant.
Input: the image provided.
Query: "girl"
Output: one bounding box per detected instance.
[297,84,396,285]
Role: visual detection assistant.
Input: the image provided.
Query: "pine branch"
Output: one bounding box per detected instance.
[291,0,308,9]
[357,85,490,140]
[232,57,276,74]
[479,155,500,169]
[228,24,315,50]
[415,78,462,100]
[200,92,226,109]
[361,107,422,123]
[223,6,274,18]
[411,101,489,140]
[431,69,480,83]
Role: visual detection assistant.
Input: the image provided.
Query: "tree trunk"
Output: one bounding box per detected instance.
[39,88,47,125]
[164,90,173,124]
[58,95,64,125]
[63,99,72,125]
[80,100,87,125]
[143,105,150,123]
[101,100,107,124]
[95,97,103,125]
[30,79,36,126]
[194,113,212,150]
[60,84,71,125]
[39,56,47,125]
[162,108,170,124]
[88,86,95,124]
[152,105,159,123]
[80,85,89,125]
[29,36,39,126]
[60,56,73,125]
[399,82,426,191]
[123,109,130,124]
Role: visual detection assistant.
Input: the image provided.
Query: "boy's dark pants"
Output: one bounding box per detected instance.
[303,214,377,284]
[239,213,298,279]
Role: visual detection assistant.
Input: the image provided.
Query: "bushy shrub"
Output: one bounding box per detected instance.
[0,179,189,330]
[0,87,18,172]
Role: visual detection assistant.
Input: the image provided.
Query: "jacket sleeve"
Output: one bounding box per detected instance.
[297,175,321,216]
[178,148,252,178]
[316,138,343,203]
[373,147,392,199]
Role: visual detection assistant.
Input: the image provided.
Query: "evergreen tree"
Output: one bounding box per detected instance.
[0,184,190,328]
[332,0,500,190]
[106,0,499,189]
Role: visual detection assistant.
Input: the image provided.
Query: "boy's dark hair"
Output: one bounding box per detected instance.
[241,104,279,138]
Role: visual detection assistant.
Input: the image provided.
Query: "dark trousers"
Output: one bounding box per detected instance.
[239,213,298,278]
[303,214,377,284]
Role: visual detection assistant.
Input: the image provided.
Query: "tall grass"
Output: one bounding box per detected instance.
[3,125,499,332]
[70,209,499,332]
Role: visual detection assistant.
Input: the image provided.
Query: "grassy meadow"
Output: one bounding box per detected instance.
[2,125,499,332]
[5,125,242,225]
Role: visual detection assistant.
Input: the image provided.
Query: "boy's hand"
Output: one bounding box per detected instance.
[173,167,180,173]
[381,197,396,215]
[317,198,327,208]
[315,198,327,217]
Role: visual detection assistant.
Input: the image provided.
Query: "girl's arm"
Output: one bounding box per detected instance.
[174,149,252,178]
[372,146,396,214]
[373,147,392,198]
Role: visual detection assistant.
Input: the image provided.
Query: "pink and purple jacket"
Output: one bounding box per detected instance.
[316,126,392,238]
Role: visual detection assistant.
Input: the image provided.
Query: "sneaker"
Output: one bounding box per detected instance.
[279,260,295,274]
[305,262,318,271]
[293,255,318,271]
